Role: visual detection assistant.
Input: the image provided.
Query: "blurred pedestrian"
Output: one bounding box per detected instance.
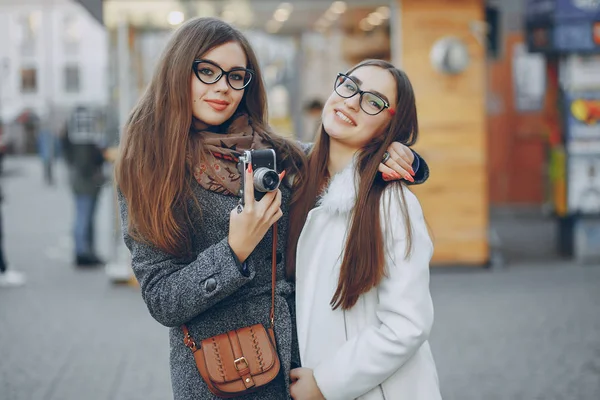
[0,117,6,175]
[62,105,106,267]
[115,17,425,400]
[289,60,441,400]
[38,125,55,185]
[0,181,26,287]
[302,98,323,141]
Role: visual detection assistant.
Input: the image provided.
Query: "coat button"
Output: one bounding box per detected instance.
[204,278,217,292]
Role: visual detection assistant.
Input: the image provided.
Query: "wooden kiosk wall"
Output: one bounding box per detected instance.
[395,0,489,265]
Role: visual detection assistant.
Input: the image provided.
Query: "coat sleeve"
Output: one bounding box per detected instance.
[118,191,255,328]
[312,187,434,400]
[409,150,429,185]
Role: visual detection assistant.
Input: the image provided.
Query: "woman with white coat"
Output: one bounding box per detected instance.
[285,59,442,400]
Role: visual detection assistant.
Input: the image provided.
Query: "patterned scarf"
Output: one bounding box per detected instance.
[190,114,272,196]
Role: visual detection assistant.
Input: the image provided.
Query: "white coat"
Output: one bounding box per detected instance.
[295,161,442,400]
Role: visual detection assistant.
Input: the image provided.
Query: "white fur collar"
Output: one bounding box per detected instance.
[317,160,358,214]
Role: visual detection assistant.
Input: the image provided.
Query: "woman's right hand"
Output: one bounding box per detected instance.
[228,164,283,263]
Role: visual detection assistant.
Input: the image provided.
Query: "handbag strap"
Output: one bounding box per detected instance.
[182,223,278,349]
[269,222,277,328]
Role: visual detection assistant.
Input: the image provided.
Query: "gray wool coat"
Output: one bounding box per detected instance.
[118,177,299,400]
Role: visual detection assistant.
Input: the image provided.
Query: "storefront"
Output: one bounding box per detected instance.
[526,0,600,262]
[395,0,489,266]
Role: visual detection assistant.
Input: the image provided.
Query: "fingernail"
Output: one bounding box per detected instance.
[279,170,286,179]
[382,173,391,181]
[409,167,415,176]
[405,173,414,182]
[247,164,252,173]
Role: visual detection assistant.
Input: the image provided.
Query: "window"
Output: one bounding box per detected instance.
[65,65,80,93]
[68,107,106,144]
[63,15,80,55]
[18,13,41,57]
[20,67,37,93]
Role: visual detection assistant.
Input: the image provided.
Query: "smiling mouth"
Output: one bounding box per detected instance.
[334,109,356,126]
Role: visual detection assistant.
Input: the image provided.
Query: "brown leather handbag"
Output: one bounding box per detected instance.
[181,224,281,398]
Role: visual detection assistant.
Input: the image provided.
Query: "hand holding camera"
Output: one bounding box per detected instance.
[228,150,284,263]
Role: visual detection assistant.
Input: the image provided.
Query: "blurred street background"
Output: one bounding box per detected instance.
[1,0,600,399]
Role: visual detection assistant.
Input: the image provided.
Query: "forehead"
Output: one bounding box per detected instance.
[200,41,248,69]
[349,66,396,104]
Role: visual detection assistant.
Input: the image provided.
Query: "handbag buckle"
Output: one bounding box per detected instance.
[183,333,197,350]
[234,357,249,371]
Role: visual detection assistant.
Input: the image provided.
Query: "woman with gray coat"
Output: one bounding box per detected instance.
[115,18,425,400]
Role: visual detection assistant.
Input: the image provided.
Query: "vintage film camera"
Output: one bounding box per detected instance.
[237,149,280,204]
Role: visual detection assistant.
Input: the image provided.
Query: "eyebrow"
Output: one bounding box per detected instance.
[199,58,247,70]
[349,75,391,104]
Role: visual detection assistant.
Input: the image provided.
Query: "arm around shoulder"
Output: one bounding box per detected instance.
[118,191,255,328]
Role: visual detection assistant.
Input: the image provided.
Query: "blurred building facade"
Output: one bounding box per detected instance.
[522,0,600,262]
[0,0,108,153]
[486,0,551,206]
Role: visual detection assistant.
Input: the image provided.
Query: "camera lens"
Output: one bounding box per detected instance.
[263,172,278,189]
[253,168,280,192]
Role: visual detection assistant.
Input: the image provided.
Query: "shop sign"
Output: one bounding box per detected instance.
[594,21,600,44]
[555,0,600,21]
[525,0,600,53]
[554,21,598,51]
[561,55,600,90]
[565,91,600,154]
[525,0,556,22]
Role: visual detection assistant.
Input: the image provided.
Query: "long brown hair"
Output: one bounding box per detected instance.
[115,17,305,256]
[287,60,418,310]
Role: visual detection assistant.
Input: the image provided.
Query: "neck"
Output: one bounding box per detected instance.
[191,117,209,132]
[327,139,358,176]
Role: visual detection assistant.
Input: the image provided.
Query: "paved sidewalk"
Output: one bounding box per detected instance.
[1,156,599,400]
[430,264,600,400]
[0,157,171,400]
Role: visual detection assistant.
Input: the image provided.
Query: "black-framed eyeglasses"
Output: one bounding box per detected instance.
[192,59,254,90]
[333,73,395,116]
